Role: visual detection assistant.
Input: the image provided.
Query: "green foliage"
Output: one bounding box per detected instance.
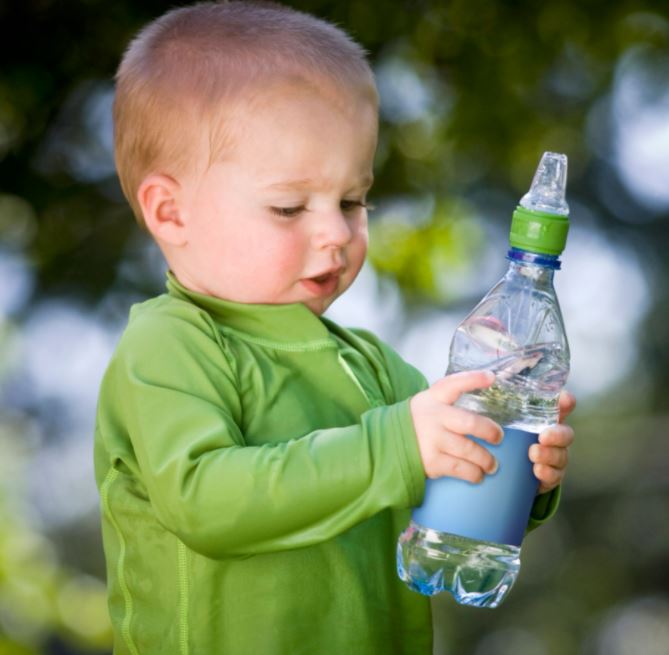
[0,429,112,652]
[368,199,484,303]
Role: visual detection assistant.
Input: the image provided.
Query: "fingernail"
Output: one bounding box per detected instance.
[488,459,499,475]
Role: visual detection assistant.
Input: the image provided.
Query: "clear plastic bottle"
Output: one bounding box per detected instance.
[397,152,571,608]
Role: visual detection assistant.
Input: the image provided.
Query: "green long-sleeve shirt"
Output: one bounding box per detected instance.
[94,271,557,654]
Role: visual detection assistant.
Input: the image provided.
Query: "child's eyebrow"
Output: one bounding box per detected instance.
[262,174,374,192]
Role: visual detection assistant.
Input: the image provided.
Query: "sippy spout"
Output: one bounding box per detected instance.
[519,152,569,216]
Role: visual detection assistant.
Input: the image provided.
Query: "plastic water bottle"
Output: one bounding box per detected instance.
[397,152,571,608]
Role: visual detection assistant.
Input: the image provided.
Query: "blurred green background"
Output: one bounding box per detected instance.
[1,0,669,653]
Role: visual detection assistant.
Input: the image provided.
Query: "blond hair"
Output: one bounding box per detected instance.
[113,0,378,225]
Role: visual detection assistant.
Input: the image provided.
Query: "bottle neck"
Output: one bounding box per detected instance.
[507,247,561,269]
[506,248,559,285]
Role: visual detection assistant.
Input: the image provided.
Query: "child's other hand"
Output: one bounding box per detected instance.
[530,390,576,494]
[410,371,503,482]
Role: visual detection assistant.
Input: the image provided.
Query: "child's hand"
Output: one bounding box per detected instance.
[529,390,576,494]
[410,371,503,482]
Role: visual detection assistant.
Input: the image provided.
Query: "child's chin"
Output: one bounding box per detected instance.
[303,296,335,315]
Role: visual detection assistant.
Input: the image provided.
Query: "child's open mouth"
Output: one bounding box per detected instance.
[301,270,341,296]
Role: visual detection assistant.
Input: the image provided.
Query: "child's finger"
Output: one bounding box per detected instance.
[439,430,498,475]
[534,464,563,492]
[529,443,568,470]
[441,406,503,445]
[431,370,495,405]
[538,424,574,448]
[558,389,576,423]
[428,453,487,483]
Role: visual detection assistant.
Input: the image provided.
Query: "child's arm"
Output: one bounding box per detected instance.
[98,311,429,560]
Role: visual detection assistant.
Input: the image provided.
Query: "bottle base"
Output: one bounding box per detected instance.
[397,522,520,608]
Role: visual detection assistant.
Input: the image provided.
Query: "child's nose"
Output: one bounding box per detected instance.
[311,210,353,249]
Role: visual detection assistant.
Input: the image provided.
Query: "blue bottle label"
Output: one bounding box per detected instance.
[411,427,540,547]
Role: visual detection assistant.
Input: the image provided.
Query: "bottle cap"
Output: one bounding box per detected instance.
[509,152,570,256]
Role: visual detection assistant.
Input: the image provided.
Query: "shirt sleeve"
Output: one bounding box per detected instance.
[97,305,425,560]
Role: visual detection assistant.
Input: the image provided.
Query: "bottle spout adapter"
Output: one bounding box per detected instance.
[510,152,570,256]
[520,152,569,216]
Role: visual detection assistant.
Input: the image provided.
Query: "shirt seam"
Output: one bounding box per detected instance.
[336,352,374,407]
[322,318,398,407]
[177,540,190,655]
[100,466,140,655]
[218,326,337,352]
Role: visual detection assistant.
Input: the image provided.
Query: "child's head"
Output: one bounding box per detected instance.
[114,1,379,314]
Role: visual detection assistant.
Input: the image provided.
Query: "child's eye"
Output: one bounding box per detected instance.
[340,199,369,212]
[270,206,305,218]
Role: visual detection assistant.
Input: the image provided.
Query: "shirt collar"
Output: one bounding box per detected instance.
[165,270,332,344]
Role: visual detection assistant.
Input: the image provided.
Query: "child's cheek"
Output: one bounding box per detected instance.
[263,228,309,276]
[350,222,369,263]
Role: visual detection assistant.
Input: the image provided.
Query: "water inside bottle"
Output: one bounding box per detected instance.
[397,523,521,607]
[449,314,569,432]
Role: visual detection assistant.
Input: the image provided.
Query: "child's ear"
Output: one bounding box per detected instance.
[137,174,188,246]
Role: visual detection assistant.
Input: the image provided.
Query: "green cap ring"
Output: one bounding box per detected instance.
[509,205,569,256]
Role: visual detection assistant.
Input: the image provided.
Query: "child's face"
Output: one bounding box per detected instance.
[174,83,378,315]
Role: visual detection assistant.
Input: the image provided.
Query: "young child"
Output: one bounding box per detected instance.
[95,2,576,653]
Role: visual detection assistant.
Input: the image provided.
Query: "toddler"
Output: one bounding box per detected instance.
[95,2,575,653]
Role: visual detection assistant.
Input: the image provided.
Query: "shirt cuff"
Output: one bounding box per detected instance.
[392,398,426,509]
[526,485,561,534]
